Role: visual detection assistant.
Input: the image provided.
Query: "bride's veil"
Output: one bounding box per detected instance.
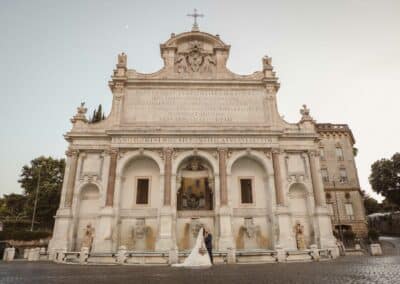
[172,227,211,267]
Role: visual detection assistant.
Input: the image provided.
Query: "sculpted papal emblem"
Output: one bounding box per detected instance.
[188,49,203,72]
[174,40,216,74]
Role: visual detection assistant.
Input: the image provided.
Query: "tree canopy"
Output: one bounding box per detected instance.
[15,156,65,229]
[369,153,400,208]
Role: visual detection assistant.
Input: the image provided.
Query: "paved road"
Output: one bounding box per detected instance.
[1,255,400,284]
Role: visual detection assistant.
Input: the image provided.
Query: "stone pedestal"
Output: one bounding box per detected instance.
[80,247,89,263]
[310,244,320,261]
[313,206,337,249]
[117,246,127,263]
[93,206,115,252]
[48,207,73,253]
[275,245,286,263]
[23,249,29,259]
[217,206,234,250]
[156,207,174,251]
[275,206,295,249]
[3,247,15,261]
[370,243,383,256]
[227,247,236,264]
[168,247,179,264]
[28,248,40,261]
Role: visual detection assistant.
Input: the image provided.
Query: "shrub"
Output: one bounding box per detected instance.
[0,230,51,241]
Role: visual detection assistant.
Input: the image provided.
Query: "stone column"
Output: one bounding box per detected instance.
[163,148,173,206]
[105,149,118,207]
[308,151,323,207]
[156,148,174,252]
[308,150,336,249]
[218,148,228,206]
[272,149,284,206]
[64,149,79,207]
[217,148,234,250]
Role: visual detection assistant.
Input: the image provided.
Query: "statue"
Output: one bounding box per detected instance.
[175,54,188,73]
[294,222,306,250]
[82,224,95,250]
[201,54,216,73]
[117,52,127,67]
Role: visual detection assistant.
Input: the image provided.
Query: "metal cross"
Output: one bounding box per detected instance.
[187,8,204,31]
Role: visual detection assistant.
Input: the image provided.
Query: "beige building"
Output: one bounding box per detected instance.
[48,25,367,264]
[317,124,368,238]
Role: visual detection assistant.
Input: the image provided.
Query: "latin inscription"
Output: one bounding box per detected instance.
[122,89,266,123]
[112,137,273,145]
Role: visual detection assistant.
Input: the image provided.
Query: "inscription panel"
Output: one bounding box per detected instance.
[122,89,267,124]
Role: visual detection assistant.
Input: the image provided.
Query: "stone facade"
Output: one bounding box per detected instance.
[317,124,368,238]
[49,28,347,261]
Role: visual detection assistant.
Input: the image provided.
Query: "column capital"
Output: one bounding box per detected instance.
[308,149,319,158]
[104,148,119,156]
[65,148,79,157]
[271,148,283,155]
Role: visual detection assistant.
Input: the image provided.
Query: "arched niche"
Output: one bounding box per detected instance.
[75,183,100,250]
[176,156,214,211]
[288,183,313,248]
[119,156,161,209]
[230,156,272,250]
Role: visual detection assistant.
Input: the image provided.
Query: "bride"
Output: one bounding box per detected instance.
[172,227,212,267]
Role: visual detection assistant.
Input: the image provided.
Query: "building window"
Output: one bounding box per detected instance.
[240,178,253,204]
[321,168,329,182]
[319,148,325,160]
[336,147,344,161]
[345,203,354,220]
[136,178,149,204]
[339,168,348,183]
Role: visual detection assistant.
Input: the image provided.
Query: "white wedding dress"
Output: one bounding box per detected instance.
[172,228,212,268]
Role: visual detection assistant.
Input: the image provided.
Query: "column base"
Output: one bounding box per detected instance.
[218,206,234,250]
[155,207,175,251]
[92,207,115,253]
[314,206,337,249]
[48,208,73,254]
[275,206,296,250]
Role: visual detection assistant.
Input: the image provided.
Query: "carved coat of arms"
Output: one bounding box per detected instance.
[174,41,216,74]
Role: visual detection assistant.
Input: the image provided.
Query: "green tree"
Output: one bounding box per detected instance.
[18,156,65,229]
[0,193,28,221]
[90,104,105,123]
[369,153,400,207]
[363,194,381,215]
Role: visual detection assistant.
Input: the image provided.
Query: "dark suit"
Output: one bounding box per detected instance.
[204,233,213,264]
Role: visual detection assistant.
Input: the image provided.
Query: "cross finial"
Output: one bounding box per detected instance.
[187,8,204,32]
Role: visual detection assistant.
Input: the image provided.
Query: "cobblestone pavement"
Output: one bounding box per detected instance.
[1,255,400,284]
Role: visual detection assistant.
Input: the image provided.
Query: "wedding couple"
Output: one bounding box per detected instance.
[173,227,213,267]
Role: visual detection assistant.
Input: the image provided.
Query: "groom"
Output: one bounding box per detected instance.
[204,229,213,264]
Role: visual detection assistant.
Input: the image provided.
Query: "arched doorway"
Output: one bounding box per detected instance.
[177,157,214,211]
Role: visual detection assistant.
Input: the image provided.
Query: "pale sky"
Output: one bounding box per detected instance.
[0,0,399,201]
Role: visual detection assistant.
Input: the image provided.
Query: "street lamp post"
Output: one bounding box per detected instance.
[30,166,41,231]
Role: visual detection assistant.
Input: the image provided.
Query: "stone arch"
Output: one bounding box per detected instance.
[172,150,218,175]
[229,152,274,250]
[116,150,164,176]
[226,150,273,175]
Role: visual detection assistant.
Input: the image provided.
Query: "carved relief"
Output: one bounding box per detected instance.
[174,41,216,74]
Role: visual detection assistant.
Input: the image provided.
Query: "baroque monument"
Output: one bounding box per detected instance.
[49,14,366,264]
